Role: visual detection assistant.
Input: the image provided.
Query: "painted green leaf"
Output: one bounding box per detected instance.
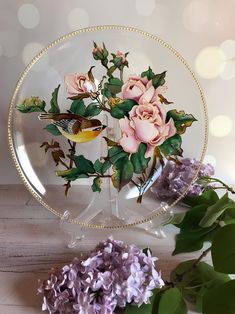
[166,109,197,135]
[103,136,118,147]
[56,168,89,181]
[183,189,219,207]
[202,280,235,314]
[110,99,138,119]
[199,193,235,228]
[70,99,86,115]
[157,287,187,314]
[112,157,134,190]
[152,71,166,89]
[92,177,102,192]
[94,159,111,175]
[48,85,60,113]
[159,134,183,156]
[173,204,218,255]
[141,66,155,80]
[73,155,95,174]
[130,143,150,174]
[16,97,46,113]
[106,77,123,95]
[211,224,235,274]
[170,260,230,312]
[45,124,62,136]
[85,102,102,117]
[108,146,129,164]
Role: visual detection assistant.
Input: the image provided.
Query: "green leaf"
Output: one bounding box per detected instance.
[92,177,102,192]
[170,212,186,225]
[183,189,219,207]
[112,157,133,190]
[45,124,62,136]
[16,97,46,113]
[152,71,166,89]
[141,66,155,80]
[202,280,235,314]
[211,224,235,274]
[130,143,150,174]
[94,159,111,175]
[106,77,123,95]
[108,146,129,164]
[199,193,235,228]
[159,134,183,156]
[157,287,187,314]
[110,99,138,119]
[48,85,60,113]
[56,168,89,181]
[73,155,95,174]
[85,102,102,117]
[166,109,197,135]
[170,260,230,311]
[173,204,218,255]
[70,99,86,115]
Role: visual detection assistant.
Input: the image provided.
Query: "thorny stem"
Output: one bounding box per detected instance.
[64,141,76,196]
[120,67,124,83]
[59,159,70,170]
[96,95,111,113]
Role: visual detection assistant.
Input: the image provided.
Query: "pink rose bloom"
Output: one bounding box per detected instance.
[64,73,96,97]
[119,102,176,157]
[121,75,168,106]
[116,50,126,64]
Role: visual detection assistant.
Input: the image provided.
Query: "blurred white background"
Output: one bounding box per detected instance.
[1,0,235,185]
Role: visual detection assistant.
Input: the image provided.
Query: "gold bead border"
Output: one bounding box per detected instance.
[8,25,208,229]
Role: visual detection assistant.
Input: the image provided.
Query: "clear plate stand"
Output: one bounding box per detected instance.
[60,114,173,248]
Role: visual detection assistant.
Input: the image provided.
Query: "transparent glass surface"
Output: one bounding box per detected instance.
[9,26,207,228]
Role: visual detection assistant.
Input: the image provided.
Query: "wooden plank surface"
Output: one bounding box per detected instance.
[0,185,209,313]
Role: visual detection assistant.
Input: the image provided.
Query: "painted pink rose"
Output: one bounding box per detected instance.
[64,73,96,97]
[121,75,168,106]
[119,102,176,157]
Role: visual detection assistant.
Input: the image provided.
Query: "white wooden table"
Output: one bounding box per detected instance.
[0,185,208,313]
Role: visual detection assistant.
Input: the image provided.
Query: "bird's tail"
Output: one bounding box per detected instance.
[38,113,56,120]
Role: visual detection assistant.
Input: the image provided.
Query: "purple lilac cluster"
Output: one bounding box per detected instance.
[38,237,164,314]
[151,158,215,200]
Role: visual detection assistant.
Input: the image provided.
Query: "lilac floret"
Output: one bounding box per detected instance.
[38,237,164,314]
[151,158,215,199]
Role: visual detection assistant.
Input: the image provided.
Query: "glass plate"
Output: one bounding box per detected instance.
[8,25,207,229]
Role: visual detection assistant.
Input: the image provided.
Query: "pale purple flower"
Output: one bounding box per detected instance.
[151,158,215,200]
[38,237,164,314]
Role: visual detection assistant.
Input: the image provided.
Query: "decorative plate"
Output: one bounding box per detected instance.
[8,25,207,228]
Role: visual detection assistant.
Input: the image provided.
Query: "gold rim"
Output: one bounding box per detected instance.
[8,25,208,229]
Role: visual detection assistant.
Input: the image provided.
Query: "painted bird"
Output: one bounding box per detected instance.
[39,113,106,143]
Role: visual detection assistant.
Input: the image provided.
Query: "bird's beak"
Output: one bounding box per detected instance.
[102,125,107,130]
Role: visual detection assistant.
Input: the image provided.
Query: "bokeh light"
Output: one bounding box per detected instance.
[67,8,90,30]
[17,4,40,29]
[220,60,235,80]
[135,0,156,16]
[210,115,233,138]
[182,1,209,33]
[220,39,235,60]
[195,46,226,79]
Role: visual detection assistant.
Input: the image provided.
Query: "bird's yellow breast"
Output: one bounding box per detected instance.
[58,127,102,143]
